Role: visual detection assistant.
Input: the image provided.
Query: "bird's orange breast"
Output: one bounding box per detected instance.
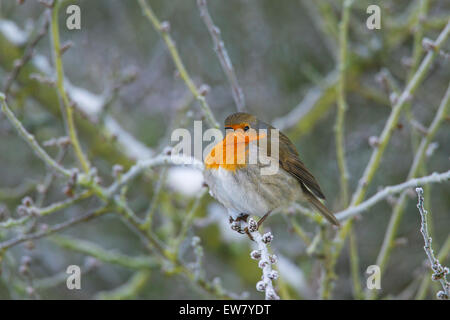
[204,131,265,171]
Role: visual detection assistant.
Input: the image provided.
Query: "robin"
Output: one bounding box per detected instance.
[203,112,339,236]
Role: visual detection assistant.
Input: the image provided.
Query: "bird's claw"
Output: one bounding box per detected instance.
[229,214,255,241]
[230,220,245,234]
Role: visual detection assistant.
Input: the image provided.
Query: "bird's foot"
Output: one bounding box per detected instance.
[229,214,254,240]
[229,214,248,234]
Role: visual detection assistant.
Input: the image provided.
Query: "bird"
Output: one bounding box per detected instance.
[203,112,340,234]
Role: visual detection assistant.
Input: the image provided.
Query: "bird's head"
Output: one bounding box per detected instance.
[204,113,269,170]
[224,112,259,132]
[223,112,269,144]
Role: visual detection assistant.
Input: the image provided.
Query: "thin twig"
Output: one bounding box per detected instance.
[196,0,246,112]
[0,216,28,229]
[407,0,431,81]
[335,0,353,207]
[35,145,68,207]
[51,1,90,172]
[36,190,93,216]
[0,190,92,229]
[142,166,168,230]
[0,207,109,252]
[349,229,363,299]
[3,15,49,97]
[107,153,204,196]
[0,93,71,178]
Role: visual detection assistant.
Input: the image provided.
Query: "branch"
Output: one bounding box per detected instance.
[0,118,231,300]
[335,0,353,206]
[0,93,72,178]
[0,190,92,229]
[51,1,90,173]
[415,188,449,300]
[335,170,450,220]
[0,206,109,252]
[137,0,219,128]
[0,216,28,229]
[173,188,207,254]
[196,0,246,112]
[349,229,363,299]
[247,218,280,300]
[407,0,431,81]
[106,153,204,196]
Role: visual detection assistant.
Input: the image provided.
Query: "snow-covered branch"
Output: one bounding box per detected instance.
[335,170,450,221]
[415,188,449,300]
[247,218,280,300]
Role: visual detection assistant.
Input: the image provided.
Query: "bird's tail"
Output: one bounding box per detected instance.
[304,189,340,227]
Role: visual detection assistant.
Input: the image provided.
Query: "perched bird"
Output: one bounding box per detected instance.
[203,112,339,232]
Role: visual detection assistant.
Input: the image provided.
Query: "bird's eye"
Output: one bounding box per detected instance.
[244,126,250,131]
[224,126,233,131]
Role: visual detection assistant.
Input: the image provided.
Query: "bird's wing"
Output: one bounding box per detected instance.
[278,131,326,200]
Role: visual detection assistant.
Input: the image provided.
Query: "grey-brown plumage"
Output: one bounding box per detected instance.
[277,129,340,226]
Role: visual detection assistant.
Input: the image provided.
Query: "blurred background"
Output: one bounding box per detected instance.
[0,0,449,299]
